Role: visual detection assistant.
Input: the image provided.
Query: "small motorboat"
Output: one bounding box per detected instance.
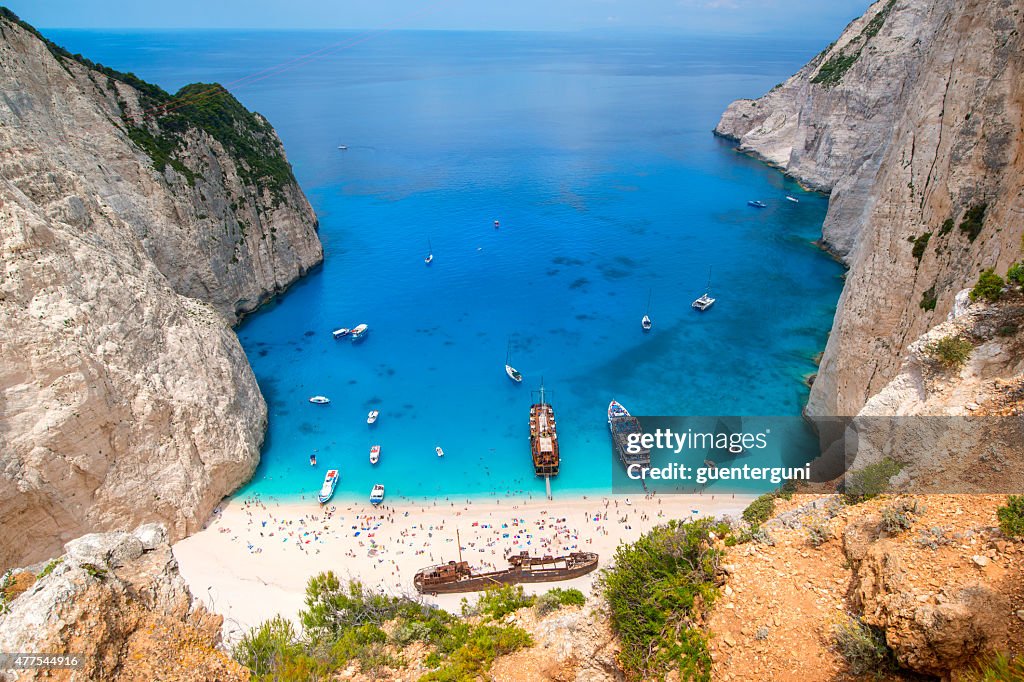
[747,200,767,208]
[370,445,381,465]
[704,459,717,469]
[436,446,444,458]
[350,323,368,340]
[309,453,317,466]
[493,219,500,228]
[785,195,799,203]
[641,314,652,331]
[309,396,331,405]
[338,145,348,150]
[332,328,351,339]
[367,410,379,425]
[370,484,385,506]
[318,469,339,504]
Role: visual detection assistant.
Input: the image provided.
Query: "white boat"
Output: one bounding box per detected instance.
[332,327,351,339]
[641,314,652,331]
[309,396,330,404]
[692,267,716,312]
[435,446,444,458]
[370,445,381,465]
[350,323,368,339]
[367,410,379,424]
[425,238,433,265]
[786,195,799,203]
[338,145,348,150]
[494,219,500,228]
[318,469,339,504]
[370,484,385,505]
[748,200,767,208]
[505,339,523,383]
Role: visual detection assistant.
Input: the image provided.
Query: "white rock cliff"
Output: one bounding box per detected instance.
[0,13,323,568]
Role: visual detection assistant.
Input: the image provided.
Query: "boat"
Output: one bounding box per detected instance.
[748,200,767,208]
[641,289,653,331]
[786,195,799,203]
[505,339,523,383]
[367,410,379,425]
[425,238,433,265]
[338,145,348,150]
[529,382,560,477]
[415,549,598,595]
[692,267,716,312]
[370,445,381,465]
[350,323,368,339]
[494,219,500,228]
[309,396,330,404]
[309,453,317,466]
[704,459,717,469]
[436,446,444,458]
[318,469,339,504]
[332,327,351,339]
[370,484,385,505]
[608,400,650,471]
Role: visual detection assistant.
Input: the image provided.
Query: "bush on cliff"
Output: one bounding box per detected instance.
[924,335,973,371]
[997,496,1024,538]
[1007,262,1024,286]
[741,493,777,526]
[970,268,1005,303]
[599,518,727,681]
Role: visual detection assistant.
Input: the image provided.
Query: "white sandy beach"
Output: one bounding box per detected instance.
[173,492,751,641]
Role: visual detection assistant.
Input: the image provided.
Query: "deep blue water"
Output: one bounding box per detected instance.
[49,29,845,501]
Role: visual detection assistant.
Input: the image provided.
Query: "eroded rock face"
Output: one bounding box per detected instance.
[0,525,250,682]
[0,14,323,568]
[715,0,1024,417]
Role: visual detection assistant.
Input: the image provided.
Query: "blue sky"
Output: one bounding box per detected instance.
[6,0,871,36]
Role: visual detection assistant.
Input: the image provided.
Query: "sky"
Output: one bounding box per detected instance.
[6,0,872,37]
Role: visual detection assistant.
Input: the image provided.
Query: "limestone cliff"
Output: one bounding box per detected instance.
[0,525,250,681]
[715,0,1024,417]
[0,10,323,568]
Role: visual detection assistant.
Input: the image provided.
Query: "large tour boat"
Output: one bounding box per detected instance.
[414,550,598,595]
[318,469,339,504]
[608,400,650,471]
[529,383,559,477]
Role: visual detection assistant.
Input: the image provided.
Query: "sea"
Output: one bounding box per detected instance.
[48,28,845,502]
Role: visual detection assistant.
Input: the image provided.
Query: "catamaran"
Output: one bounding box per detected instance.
[425,238,433,265]
[318,469,339,504]
[332,327,351,339]
[309,395,330,404]
[351,323,368,339]
[692,267,716,312]
[367,410,379,424]
[370,445,381,465]
[504,339,523,383]
[370,484,385,506]
[641,289,653,331]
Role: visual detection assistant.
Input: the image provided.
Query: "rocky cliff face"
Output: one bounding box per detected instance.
[715,0,1024,417]
[0,525,250,681]
[0,11,323,569]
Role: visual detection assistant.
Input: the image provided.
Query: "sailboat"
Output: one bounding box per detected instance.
[505,338,523,383]
[641,289,653,331]
[425,238,433,265]
[692,267,716,312]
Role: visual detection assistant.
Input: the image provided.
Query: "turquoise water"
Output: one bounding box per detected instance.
[50,30,844,501]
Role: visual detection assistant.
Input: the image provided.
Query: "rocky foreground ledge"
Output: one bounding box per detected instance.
[0,525,248,681]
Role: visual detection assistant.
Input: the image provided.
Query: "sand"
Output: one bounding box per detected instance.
[172,492,752,642]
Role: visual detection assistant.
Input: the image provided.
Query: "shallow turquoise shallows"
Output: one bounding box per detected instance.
[50,29,845,502]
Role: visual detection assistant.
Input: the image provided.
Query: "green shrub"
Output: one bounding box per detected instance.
[467,585,535,621]
[742,493,777,526]
[965,652,1024,681]
[970,268,1005,302]
[959,204,987,241]
[843,458,902,504]
[420,624,532,681]
[36,559,60,580]
[924,335,973,370]
[938,217,955,236]
[599,519,723,681]
[832,616,895,677]
[805,520,831,547]
[997,496,1024,537]
[919,285,937,311]
[234,615,322,681]
[1007,262,1024,286]
[880,499,922,534]
[535,587,586,615]
[911,232,931,261]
